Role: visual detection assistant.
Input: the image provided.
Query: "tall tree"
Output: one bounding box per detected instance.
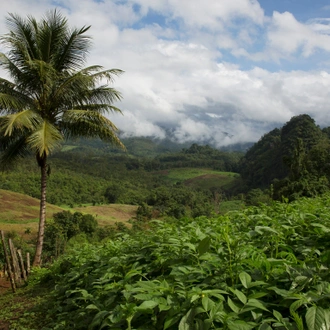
[0,10,125,266]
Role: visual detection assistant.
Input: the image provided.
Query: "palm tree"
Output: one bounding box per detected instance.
[0,10,125,266]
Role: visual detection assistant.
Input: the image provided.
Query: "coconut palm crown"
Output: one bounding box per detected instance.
[0,10,125,266]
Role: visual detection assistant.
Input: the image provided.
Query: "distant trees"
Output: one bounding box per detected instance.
[0,10,124,265]
[146,144,243,172]
[146,185,212,219]
[104,183,124,203]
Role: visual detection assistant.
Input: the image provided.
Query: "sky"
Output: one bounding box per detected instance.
[1,0,330,147]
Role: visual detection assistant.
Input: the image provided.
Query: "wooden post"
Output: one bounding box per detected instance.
[26,252,30,276]
[8,239,21,284]
[17,249,27,281]
[0,231,16,293]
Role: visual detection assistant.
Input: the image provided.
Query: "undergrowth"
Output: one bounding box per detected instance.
[35,194,330,329]
[4,194,330,329]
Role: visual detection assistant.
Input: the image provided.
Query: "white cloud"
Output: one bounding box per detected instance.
[1,0,330,147]
[308,18,330,35]
[168,0,265,28]
[267,11,330,58]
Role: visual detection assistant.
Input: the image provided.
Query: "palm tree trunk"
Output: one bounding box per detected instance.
[33,155,47,266]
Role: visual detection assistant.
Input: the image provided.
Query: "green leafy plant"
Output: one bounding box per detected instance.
[34,194,330,329]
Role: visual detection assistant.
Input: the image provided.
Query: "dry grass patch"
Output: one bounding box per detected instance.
[0,189,63,222]
[73,204,138,225]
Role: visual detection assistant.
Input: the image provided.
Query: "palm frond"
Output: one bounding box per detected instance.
[62,109,118,127]
[2,13,39,65]
[51,10,91,71]
[37,9,67,64]
[0,134,31,168]
[71,104,123,114]
[54,77,123,115]
[0,93,26,113]
[61,110,125,149]
[0,76,35,113]
[26,120,63,156]
[79,66,124,84]
[0,110,41,136]
[0,53,33,94]
[87,86,123,106]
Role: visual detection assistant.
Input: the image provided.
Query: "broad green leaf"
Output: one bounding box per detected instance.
[184,242,196,252]
[227,320,256,330]
[306,306,329,330]
[228,297,240,313]
[179,308,195,330]
[255,226,279,235]
[159,304,171,312]
[134,293,153,301]
[136,300,158,310]
[290,298,308,313]
[268,286,290,297]
[258,323,272,330]
[239,272,252,289]
[164,314,181,330]
[191,294,200,303]
[248,292,268,299]
[251,311,262,321]
[197,236,211,256]
[235,289,247,305]
[202,296,215,312]
[210,303,224,320]
[195,227,206,240]
[89,311,110,328]
[310,223,330,233]
[246,299,269,312]
[86,304,99,310]
[273,310,283,322]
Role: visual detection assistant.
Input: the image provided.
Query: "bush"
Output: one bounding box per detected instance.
[43,211,98,259]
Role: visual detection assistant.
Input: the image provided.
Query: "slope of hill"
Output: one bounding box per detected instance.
[0,189,137,236]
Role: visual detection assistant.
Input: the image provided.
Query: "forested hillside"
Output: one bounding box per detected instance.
[0,140,244,219]
[239,114,330,201]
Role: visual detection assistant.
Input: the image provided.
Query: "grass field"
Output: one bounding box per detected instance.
[157,168,242,192]
[159,168,238,182]
[73,204,138,225]
[0,189,137,237]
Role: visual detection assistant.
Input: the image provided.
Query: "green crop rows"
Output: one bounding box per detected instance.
[41,195,330,329]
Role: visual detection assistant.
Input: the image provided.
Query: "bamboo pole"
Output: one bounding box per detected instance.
[26,252,30,276]
[8,239,21,284]
[17,249,27,281]
[0,231,16,293]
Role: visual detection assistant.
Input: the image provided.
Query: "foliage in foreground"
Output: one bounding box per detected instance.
[40,195,330,329]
